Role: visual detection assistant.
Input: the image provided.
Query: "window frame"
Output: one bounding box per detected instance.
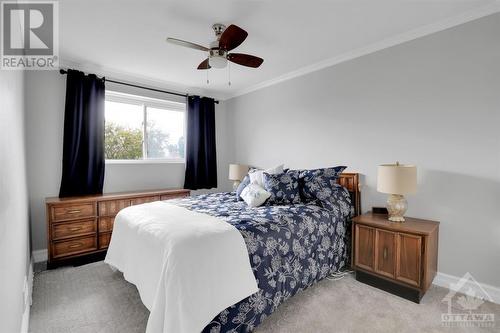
[104,90,186,164]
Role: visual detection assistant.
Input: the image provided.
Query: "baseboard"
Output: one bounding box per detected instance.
[21,257,34,333]
[433,272,500,305]
[32,249,47,263]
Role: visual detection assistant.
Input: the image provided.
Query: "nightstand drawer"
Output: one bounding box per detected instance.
[354,225,375,271]
[396,233,422,287]
[51,202,96,222]
[375,229,396,278]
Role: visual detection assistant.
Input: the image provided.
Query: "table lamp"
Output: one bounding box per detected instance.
[229,164,249,190]
[377,162,417,222]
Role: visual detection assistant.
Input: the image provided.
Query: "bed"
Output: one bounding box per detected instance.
[105,173,360,333]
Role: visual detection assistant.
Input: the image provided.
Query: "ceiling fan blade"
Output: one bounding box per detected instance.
[166,37,209,51]
[228,53,263,68]
[197,58,211,70]
[219,25,248,51]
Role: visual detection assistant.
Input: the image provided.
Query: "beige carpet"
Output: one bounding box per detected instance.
[29,261,499,333]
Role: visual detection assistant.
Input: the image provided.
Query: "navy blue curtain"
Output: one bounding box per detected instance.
[184,96,217,190]
[59,70,105,197]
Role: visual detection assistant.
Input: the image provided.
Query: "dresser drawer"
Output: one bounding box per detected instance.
[52,219,96,240]
[99,232,112,249]
[160,193,189,200]
[52,236,97,258]
[46,189,190,266]
[98,216,115,232]
[51,203,96,222]
[131,196,160,205]
[98,199,130,216]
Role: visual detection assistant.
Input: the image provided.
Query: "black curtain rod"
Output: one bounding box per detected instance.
[59,69,219,104]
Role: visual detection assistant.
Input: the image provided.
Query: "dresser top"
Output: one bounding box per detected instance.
[352,213,439,235]
[46,188,190,204]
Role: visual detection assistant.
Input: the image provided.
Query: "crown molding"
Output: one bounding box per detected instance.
[227,2,500,100]
[59,3,500,102]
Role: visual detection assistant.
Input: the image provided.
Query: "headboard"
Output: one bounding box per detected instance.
[337,173,361,216]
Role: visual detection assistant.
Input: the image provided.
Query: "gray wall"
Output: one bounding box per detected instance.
[0,71,30,332]
[25,71,232,251]
[225,14,500,287]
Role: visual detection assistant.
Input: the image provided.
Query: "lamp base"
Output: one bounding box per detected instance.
[386,194,407,222]
[232,180,241,191]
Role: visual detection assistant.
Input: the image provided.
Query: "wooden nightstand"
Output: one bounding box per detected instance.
[352,213,439,303]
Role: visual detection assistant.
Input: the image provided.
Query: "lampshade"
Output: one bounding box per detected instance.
[229,164,249,181]
[377,163,417,195]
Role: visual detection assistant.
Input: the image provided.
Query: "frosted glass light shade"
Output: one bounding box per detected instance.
[377,164,417,195]
[229,164,249,181]
[209,55,228,68]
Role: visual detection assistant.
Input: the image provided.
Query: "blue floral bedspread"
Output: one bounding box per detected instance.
[169,189,353,333]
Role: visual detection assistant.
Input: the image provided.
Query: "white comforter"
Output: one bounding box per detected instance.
[104,201,258,333]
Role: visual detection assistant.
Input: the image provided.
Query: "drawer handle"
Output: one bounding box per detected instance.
[66,209,81,214]
[68,242,83,249]
[383,247,388,260]
[68,226,82,232]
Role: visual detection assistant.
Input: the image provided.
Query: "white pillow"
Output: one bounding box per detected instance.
[240,183,271,207]
[249,164,284,188]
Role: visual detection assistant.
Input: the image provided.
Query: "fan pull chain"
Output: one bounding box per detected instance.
[206,68,209,85]
[228,61,231,86]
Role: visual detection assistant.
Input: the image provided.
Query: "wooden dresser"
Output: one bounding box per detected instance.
[46,189,190,268]
[352,213,439,303]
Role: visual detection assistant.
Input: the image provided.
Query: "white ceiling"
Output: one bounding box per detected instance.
[59,0,500,99]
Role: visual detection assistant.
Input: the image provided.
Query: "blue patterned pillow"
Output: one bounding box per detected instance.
[236,174,251,201]
[299,166,347,202]
[319,183,353,218]
[263,170,301,205]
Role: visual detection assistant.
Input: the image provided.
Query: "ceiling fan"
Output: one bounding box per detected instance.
[167,23,263,70]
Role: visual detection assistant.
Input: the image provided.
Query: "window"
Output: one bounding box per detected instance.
[104,91,185,162]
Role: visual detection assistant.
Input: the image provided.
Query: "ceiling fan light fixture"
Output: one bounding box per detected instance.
[167,23,263,71]
[209,55,227,68]
[209,49,227,68]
